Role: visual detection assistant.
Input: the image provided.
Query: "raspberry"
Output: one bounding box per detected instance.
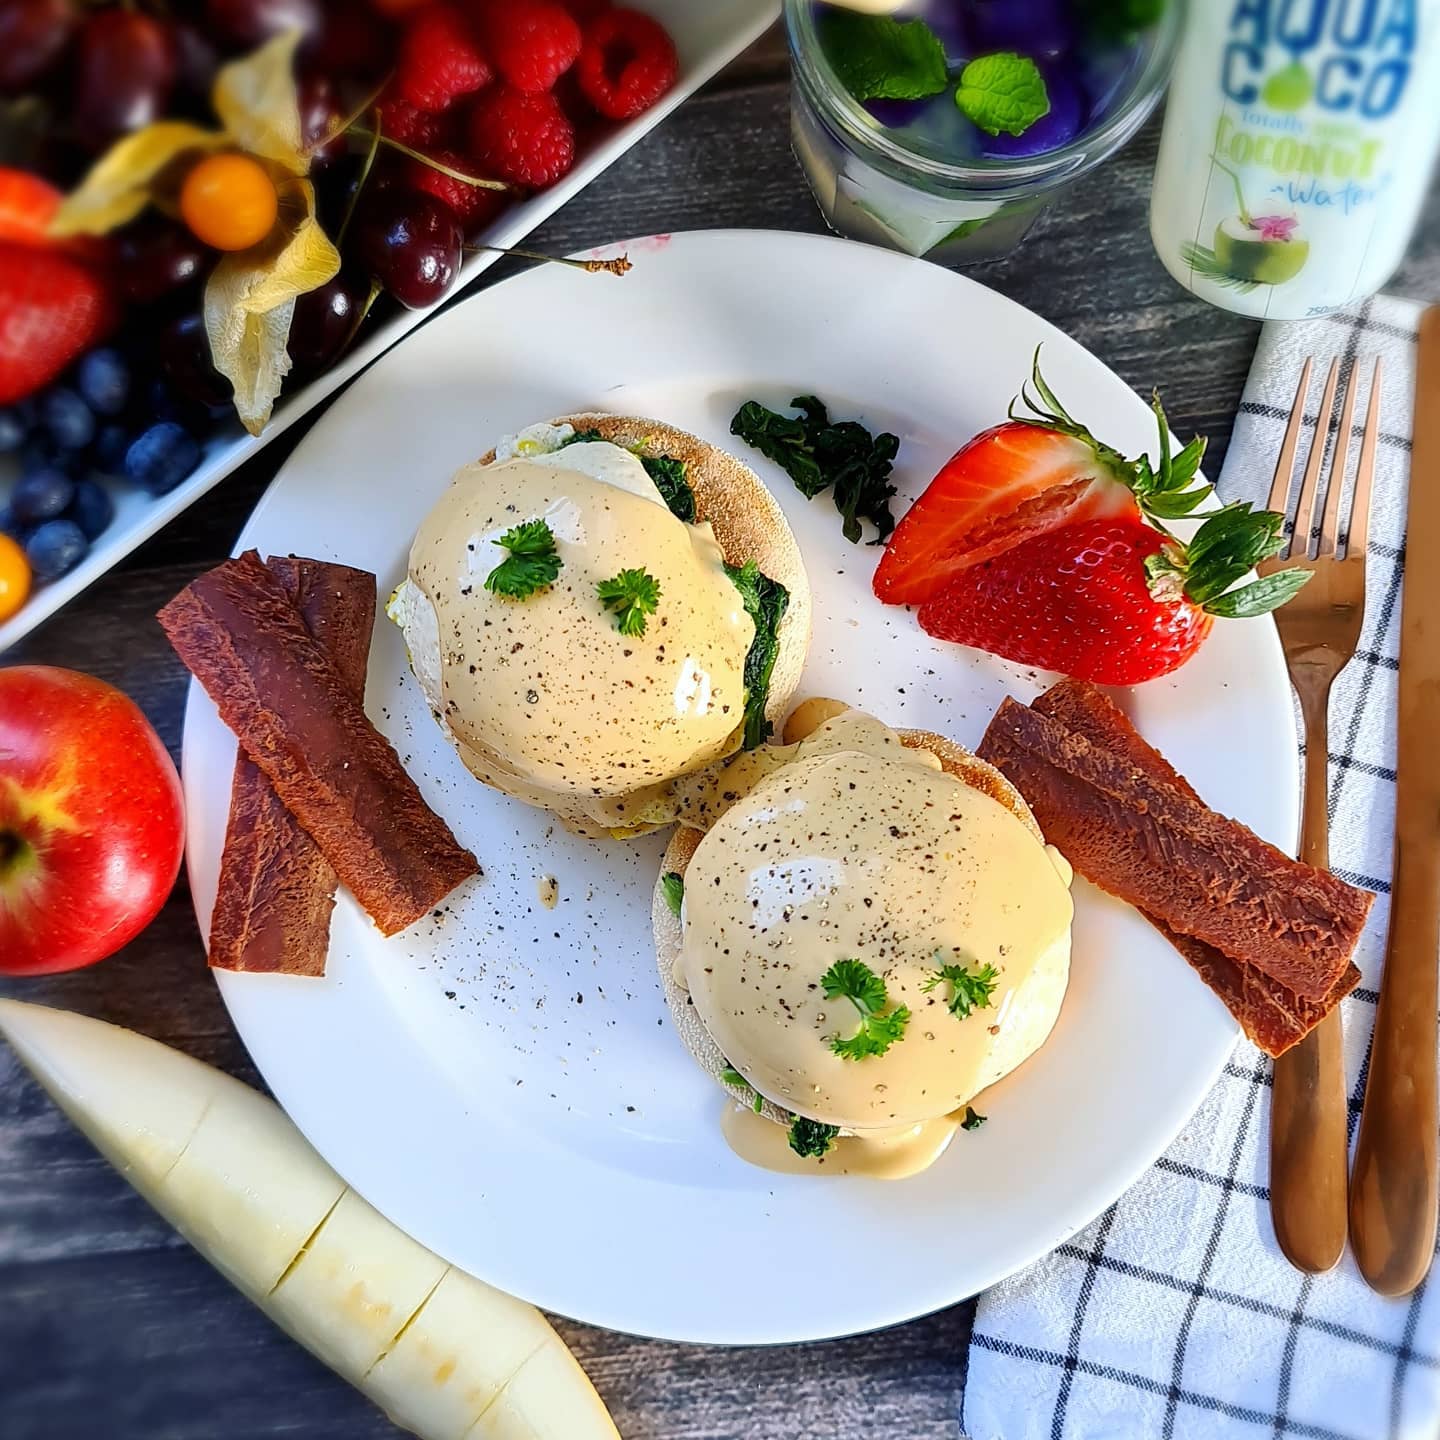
[404,149,509,233]
[396,5,493,112]
[483,1,581,92]
[577,8,677,120]
[466,84,575,189]
[376,94,454,149]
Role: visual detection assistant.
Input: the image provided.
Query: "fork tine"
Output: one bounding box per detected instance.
[1269,358,1313,553]
[1319,363,1359,557]
[1298,357,1340,557]
[1347,357,1383,558]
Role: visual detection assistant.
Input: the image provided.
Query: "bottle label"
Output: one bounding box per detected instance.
[1173,0,1421,311]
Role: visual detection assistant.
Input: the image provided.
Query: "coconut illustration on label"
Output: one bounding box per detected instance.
[1183,159,1309,292]
[1150,0,1440,322]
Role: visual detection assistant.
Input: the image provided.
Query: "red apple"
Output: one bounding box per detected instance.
[0,666,184,975]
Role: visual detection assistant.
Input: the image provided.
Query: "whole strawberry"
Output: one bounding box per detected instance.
[483,0,581,92]
[396,5,492,112]
[467,85,575,188]
[0,245,113,405]
[916,508,1307,686]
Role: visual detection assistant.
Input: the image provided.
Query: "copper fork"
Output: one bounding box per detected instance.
[1260,354,1383,1274]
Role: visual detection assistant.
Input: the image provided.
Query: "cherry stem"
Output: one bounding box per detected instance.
[336,117,382,248]
[340,279,384,356]
[314,78,391,160]
[348,128,510,191]
[463,245,633,277]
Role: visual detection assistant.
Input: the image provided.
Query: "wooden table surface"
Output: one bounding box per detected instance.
[4,24,1439,1440]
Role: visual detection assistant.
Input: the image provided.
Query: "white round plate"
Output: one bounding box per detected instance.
[182,230,1296,1345]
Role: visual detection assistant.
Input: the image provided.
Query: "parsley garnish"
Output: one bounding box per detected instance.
[725,559,790,750]
[961,1106,987,1131]
[720,1065,764,1113]
[731,396,898,544]
[821,958,911,1061]
[789,1116,840,1159]
[922,960,999,1020]
[597,568,661,637]
[485,519,562,599]
[661,871,684,917]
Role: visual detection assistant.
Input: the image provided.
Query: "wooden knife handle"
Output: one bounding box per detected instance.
[1350,836,1440,1295]
[1350,305,1440,1296]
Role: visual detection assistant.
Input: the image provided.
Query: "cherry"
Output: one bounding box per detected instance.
[116,216,209,305]
[353,190,461,310]
[172,21,220,100]
[204,0,321,52]
[298,71,343,171]
[157,312,230,413]
[0,0,76,94]
[288,269,371,376]
[73,12,176,147]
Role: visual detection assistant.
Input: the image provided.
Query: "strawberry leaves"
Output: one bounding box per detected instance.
[1011,349,1212,524]
[1144,502,1311,617]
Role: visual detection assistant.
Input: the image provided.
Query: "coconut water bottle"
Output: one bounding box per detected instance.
[1150,0,1440,320]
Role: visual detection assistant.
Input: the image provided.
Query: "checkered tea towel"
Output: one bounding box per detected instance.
[961,294,1440,1440]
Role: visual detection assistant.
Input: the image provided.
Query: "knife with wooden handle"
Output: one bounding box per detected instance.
[1350,305,1440,1296]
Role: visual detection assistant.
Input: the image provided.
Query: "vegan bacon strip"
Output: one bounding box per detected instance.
[1024,679,1360,1056]
[160,550,478,937]
[977,682,1371,1009]
[208,558,376,976]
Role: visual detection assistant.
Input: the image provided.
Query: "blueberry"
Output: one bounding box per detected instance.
[25,519,88,581]
[11,467,75,523]
[125,422,201,495]
[0,407,28,453]
[0,506,30,542]
[66,478,115,541]
[41,387,96,451]
[76,348,132,416]
[92,423,132,476]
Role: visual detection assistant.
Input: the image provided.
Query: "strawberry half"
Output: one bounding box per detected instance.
[0,244,115,406]
[873,354,1212,607]
[916,505,1309,686]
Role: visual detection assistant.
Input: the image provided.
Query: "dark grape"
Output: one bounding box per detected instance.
[12,467,75,523]
[76,348,131,417]
[0,0,76,95]
[73,11,176,147]
[40,386,94,451]
[157,312,231,412]
[288,269,370,376]
[353,190,461,311]
[204,0,321,52]
[298,71,343,171]
[125,422,201,495]
[26,518,88,580]
[66,478,114,541]
[117,215,210,305]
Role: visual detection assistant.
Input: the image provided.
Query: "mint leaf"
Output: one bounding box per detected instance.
[823,13,949,103]
[956,53,1050,137]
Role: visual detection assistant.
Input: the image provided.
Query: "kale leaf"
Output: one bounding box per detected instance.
[641,454,697,523]
[788,1116,841,1159]
[731,396,899,544]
